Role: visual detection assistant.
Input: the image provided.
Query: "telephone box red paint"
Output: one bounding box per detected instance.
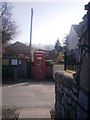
[34,51,46,80]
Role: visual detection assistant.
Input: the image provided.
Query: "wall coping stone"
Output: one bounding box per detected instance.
[55,70,74,88]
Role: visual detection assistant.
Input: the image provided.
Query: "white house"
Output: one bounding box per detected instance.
[66,25,80,51]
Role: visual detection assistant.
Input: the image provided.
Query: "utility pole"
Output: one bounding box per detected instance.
[29,8,33,60]
[29,8,33,78]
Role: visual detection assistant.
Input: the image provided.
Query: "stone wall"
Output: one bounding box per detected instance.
[55,70,88,119]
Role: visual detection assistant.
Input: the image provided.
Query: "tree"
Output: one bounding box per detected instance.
[55,38,62,52]
[62,34,69,52]
[0,2,17,44]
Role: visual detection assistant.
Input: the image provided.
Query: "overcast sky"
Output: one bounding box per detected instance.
[10,0,89,45]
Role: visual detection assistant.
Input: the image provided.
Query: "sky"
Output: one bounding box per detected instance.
[9,0,89,45]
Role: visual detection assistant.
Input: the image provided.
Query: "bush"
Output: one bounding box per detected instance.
[58,60,64,64]
[45,60,53,66]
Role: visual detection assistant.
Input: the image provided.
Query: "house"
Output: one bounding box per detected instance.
[66,24,81,51]
[2,41,37,78]
[66,12,88,51]
[3,41,29,57]
[3,41,36,61]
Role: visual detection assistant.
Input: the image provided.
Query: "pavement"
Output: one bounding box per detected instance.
[18,108,51,119]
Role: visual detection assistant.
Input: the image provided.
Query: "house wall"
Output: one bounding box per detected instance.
[67,26,79,50]
[53,64,64,79]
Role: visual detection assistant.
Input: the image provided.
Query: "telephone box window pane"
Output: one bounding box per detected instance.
[11,59,18,65]
[37,60,42,71]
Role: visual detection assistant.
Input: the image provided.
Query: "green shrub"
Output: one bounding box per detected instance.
[45,60,53,66]
[58,60,64,64]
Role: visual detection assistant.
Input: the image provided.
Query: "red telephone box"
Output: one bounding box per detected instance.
[34,51,46,80]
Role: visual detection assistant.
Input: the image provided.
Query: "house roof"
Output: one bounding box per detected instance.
[72,25,79,35]
[5,41,29,54]
[72,12,88,37]
[72,24,83,37]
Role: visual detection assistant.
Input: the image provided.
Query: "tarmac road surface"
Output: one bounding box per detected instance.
[2,81,55,110]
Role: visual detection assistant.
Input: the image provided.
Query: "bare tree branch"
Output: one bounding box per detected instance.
[0,2,18,44]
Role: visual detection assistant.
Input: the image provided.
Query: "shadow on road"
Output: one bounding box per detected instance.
[2,78,55,86]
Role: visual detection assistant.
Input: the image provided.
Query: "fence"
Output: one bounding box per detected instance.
[2,58,28,82]
[2,58,55,81]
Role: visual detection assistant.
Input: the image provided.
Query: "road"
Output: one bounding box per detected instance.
[2,81,55,110]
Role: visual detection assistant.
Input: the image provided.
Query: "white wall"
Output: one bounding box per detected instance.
[53,64,64,79]
[67,26,79,50]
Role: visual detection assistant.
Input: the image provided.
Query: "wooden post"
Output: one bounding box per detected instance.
[64,51,66,71]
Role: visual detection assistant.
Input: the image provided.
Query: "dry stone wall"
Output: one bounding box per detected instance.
[55,70,88,119]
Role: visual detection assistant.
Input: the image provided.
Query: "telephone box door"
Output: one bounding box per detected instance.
[34,51,45,80]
